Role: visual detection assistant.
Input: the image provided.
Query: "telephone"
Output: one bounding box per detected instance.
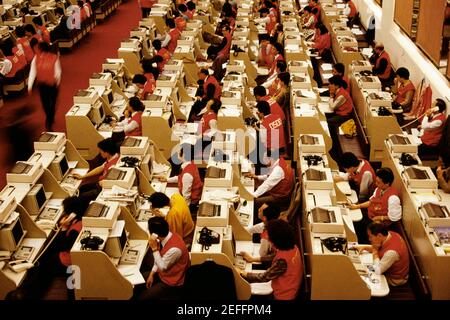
[304,155,323,166]
[8,259,34,273]
[377,106,392,116]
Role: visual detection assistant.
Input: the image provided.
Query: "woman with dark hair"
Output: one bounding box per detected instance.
[238,220,303,300]
[114,97,145,136]
[313,24,331,59]
[392,67,415,114]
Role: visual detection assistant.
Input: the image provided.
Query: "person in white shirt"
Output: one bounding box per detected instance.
[418,99,447,158]
[113,96,144,136]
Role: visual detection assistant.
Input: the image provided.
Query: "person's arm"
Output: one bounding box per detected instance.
[0,59,12,76]
[166,175,179,183]
[204,119,218,138]
[386,195,402,222]
[74,163,105,179]
[421,117,443,130]
[27,57,37,90]
[329,95,346,111]
[252,166,284,198]
[181,172,194,203]
[59,228,80,252]
[401,90,414,107]
[243,258,287,282]
[359,171,373,198]
[373,250,399,275]
[120,118,139,133]
[151,247,182,273]
[262,73,277,89]
[161,33,171,48]
[245,222,265,234]
[347,200,370,210]
[334,171,350,182]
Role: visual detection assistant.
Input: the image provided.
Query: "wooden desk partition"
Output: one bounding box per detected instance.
[394,0,415,37]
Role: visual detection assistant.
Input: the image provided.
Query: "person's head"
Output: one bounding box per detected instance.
[97,138,119,158]
[267,219,296,250]
[340,152,361,174]
[152,39,162,51]
[55,7,65,17]
[29,37,39,52]
[165,18,176,30]
[24,24,37,36]
[259,7,269,17]
[132,74,147,88]
[256,100,271,118]
[128,96,145,113]
[186,1,196,11]
[273,42,284,55]
[38,41,52,53]
[198,68,209,80]
[148,216,170,239]
[207,98,222,113]
[375,167,394,190]
[142,58,159,78]
[15,26,26,38]
[221,24,231,35]
[258,204,281,224]
[178,3,188,13]
[276,60,287,73]
[278,72,290,87]
[311,7,318,15]
[435,98,447,113]
[253,85,267,100]
[343,0,351,3]
[20,7,30,16]
[332,63,345,76]
[259,33,270,44]
[304,6,312,13]
[395,67,410,82]
[148,192,170,209]
[367,222,389,249]
[32,16,43,27]
[264,0,273,8]
[328,75,344,94]
[62,196,90,221]
[374,42,384,54]
[318,24,328,35]
[77,0,84,8]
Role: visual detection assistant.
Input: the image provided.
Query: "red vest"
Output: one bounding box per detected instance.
[59,221,82,267]
[334,87,354,116]
[395,81,415,104]
[126,112,143,136]
[368,186,400,220]
[375,51,391,80]
[313,33,331,55]
[218,33,232,58]
[37,25,51,43]
[159,233,190,286]
[348,1,357,18]
[36,52,58,86]
[421,113,446,147]
[260,43,275,67]
[262,96,285,121]
[269,158,294,198]
[167,28,181,53]
[175,17,186,32]
[343,75,351,94]
[265,12,277,34]
[378,232,409,281]
[13,47,27,69]
[17,37,34,63]
[269,53,284,76]
[140,0,156,8]
[271,246,302,300]
[348,160,376,194]
[100,154,120,180]
[268,77,281,96]
[178,162,203,205]
[5,55,22,78]
[261,114,286,150]
[203,75,222,99]
[157,48,171,72]
[142,73,155,98]
[201,111,217,134]
[303,13,317,29]
[186,10,194,20]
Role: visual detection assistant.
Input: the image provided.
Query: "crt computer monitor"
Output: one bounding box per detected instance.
[0,216,26,251]
[107,91,114,104]
[35,185,47,212]
[58,154,69,179]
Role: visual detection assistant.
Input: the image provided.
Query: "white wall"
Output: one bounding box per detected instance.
[354,0,450,114]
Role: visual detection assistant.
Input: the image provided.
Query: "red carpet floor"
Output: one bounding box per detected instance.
[0,0,141,188]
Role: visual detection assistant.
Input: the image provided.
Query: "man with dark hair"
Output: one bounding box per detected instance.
[158,18,180,53]
[392,67,415,114]
[418,99,447,158]
[355,222,409,286]
[32,16,50,43]
[132,73,154,99]
[138,217,190,300]
[255,100,286,157]
[333,152,376,201]
[189,69,221,121]
[254,85,285,121]
[263,60,287,95]
[148,192,194,245]
[239,220,303,300]
[332,63,350,93]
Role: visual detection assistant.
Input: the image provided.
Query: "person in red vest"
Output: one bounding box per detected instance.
[326,75,354,159]
[114,97,145,136]
[27,42,61,131]
[309,0,321,18]
[138,217,190,300]
[15,26,35,63]
[347,168,402,243]
[391,67,415,114]
[257,101,286,157]
[239,219,303,300]
[72,138,120,201]
[257,34,275,68]
[263,60,287,96]
[355,222,409,286]
[254,86,285,122]
[332,63,350,94]
[32,16,51,44]
[159,18,181,54]
[313,24,331,58]
[24,24,43,44]
[12,46,27,70]
[173,8,187,32]
[343,0,358,27]
[216,24,232,59]
[371,42,393,88]
[186,1,196,19]
[152,39,171,72]
[302,6,317,29]
[197,68,222,100]
[132,73,155,99]
[139,0,156,18]
[418,99,447,158]
[246,148,293,207]
[267,42,285,77]
[0,47,24,80]
[256,8,277,35]
[334,152,376,201]
[199,98,221,142]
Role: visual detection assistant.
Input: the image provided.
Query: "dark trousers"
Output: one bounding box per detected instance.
[141,8,151,18]
[418,143,440,159]
[326,113,352,159]
[38,84,58,131]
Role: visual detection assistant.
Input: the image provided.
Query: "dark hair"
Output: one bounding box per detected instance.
[148,216,169,237]
[209,99,222,113]
[267,220,296,250]
[63,196,90,220]
[55,7,65,16]
[262,205,280,221]
[199,68,209,76]
[166,18,176,29]
[222,24,231,32]
[97,138,119,155]
[276,60,287,72]
[32,16,43,26]
[333,63,345,75]
[278,72,290,86]
[340,152,360,169]
[15,26,26,38]
[38,42,52,53]
[256,100,271,116]
[304,6,312,13]
[318,24,329,35]
[396,67,410,80]
[24,24,37,35]
[259,34,270,42]
[29,37,39,49]
[186,1,196,10]
[273,42,284,55]
[132,74,147,85]
[376,167,394,186]
[259,8,269,15]
[436,98,447,113]
[253,85,267,97]
[142,59,159,78]
[179,142,195,161]
[128,97,145,112]
[149,192,170,209]
[367,221,389,236]
[328,75,345,87]
[178,4,187,12]
[152,39,162,50]
[311,7,318,14]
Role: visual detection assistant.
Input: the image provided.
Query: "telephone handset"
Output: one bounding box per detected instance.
[60,213,77,230]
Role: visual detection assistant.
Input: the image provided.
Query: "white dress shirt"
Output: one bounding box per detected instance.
[338,161,374,197]
[117,111,139,133]
[167,162,194,205]
[151,232,182,273]
[28,55,62,89]
[369,188,402,222]
[421,113,443,130]
[252,159,285,198]
[373,233,400,275]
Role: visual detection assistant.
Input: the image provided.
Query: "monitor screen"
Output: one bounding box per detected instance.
[99,105,104,119]
[107,91,114,104]
[119,229,128,253]
[59,155,69,178]
[12,218,25,249]
[35,185,46,210]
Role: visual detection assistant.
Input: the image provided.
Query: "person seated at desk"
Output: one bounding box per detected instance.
[270,23,284,45]
[257,34,275,68]
[160,143,203,209]
[138,217,190,300]
[199,98,221,150]
[309,0,321,19]
[241,204,280,266]
[326,75,354,159]
[186,1,196,19]
[113,97,145,136]
[158,18,181,54]
[238,219,303,300]
[189,69,222,121]
[273,72,290,111]
[15,26,35,64]
[333,63,350,94]
[254,85,285,122]
[312,24,331,61]
[418,99,447,159]
[391,67,415,115]
[216,24,232,59]
[175,5,188,29]
[152,39,171,73]
[246,152,293,207]
[333,152,376,201]
[347,168,402,242]
[132,73,155,99]
[24,24,43,44]
[302,6,317,30]
[255,7,277,36]
[371,42,393,88]
[148,192,194,246]
[356,222,409,287]
[263,60,287,97]
[72,138,120,201]
[32,16,51,44]
[267,43,285,78]
[343,0,359,27]
[142,58,159,91]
